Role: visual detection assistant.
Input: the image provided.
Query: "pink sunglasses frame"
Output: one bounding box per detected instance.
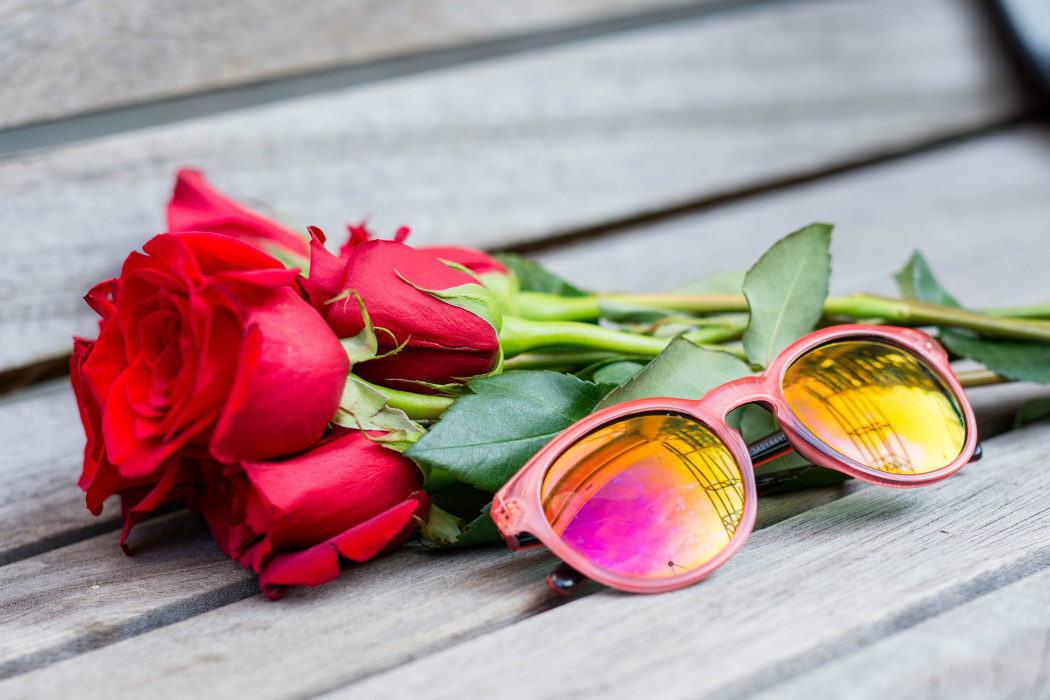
[490,324,978,594]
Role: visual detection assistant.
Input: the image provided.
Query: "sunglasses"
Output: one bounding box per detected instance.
[491,325,979,595]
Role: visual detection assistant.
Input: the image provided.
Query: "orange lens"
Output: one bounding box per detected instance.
[782,339,966,475]
[541,414,745,580]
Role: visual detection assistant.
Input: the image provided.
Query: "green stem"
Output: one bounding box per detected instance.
[981,303,1050,319]
[518,292,1050,343]
[499,316,749,360]
[353,375,454,420]
[515,291,748,322]
[823,295,1050,343]
[500,316,668,357]
[503,351,636,371]
[954,368,1011,388]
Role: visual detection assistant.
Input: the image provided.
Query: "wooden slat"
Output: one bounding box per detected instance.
[0,124,1046,692]
[0,0,700,131]
[0,381,120,566]
[0,0,1024,373]
[0,482,882,697]
[534,126,1050,308]
[748,566,1050,699]
[3,422,1047,699]
[0,510,255,680]
[323,422,1050,700]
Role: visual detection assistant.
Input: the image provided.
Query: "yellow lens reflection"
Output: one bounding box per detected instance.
[542,414,744,580]
[782,340,965,475]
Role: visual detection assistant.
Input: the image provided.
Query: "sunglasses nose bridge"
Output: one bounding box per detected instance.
[700,374,774,419]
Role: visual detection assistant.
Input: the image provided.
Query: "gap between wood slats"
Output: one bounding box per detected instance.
[0,0,777,159]
[2,423,1048,700]
[0,479,857,682]
[499,115,1034,255]
[0,115,1035,399]
[0,380,1042,686]
[326,424,1050,700]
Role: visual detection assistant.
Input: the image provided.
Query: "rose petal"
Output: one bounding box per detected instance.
[257,492,429,599]
[167,170,310,259]
[209,286,348,463]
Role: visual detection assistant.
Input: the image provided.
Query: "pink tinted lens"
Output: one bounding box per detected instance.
[541,413,745,580]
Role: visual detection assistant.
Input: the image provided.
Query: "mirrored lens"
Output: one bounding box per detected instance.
[782,339,966,475]
[542,414,745,580]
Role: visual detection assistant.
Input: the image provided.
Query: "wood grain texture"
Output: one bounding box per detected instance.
[0,474,871,695]
[0,510,255,680]
[0,381,120,565]
[534,126,1050,308]
[0,0,1023,373]
[749,565,1050,700]
[0,0,700,130]
[329,422,1050,700]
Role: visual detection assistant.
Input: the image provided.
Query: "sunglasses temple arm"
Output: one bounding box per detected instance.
[747,431,984,466]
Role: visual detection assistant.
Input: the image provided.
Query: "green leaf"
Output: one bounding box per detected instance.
[894,251,961,308]
[405,371,606,492]
[396,274,503,334]
[940,330,1050,384]
[416,504,468,547]
[491,252,586,297]
[331,376,426,456]
[592,360,646,386]
[742,223,832,367]
[674,270,746,294]
[893,251,1050,385]
[595,336,752,411]
[422,468,460,495]
[1015,398,1050,429]
[442,505,504,548]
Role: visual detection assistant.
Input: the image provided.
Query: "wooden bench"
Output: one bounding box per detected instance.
[1,0,1048,697]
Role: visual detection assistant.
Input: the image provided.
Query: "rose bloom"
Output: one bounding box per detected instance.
[304,228,502,391]
[72,232,349,522]
[342,220,509,275]
[167,169,310,266]
[193,429,429,599]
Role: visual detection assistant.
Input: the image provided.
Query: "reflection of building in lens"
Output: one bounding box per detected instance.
[541,414,745,579]
[659,422,743,537]
[783,341,966,475]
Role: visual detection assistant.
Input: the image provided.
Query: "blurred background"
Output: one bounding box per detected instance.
[1,0,1047,386]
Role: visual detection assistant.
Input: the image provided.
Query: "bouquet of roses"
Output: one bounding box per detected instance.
[72,169,1050,599]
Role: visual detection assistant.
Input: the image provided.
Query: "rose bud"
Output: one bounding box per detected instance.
[340,222,519,314]
[303,228,502,393]
[75,232,350,514]
[196,429,429,599]
[167,168,311,269]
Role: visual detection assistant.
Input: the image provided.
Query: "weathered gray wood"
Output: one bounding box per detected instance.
[0,509,255,680]
[0,481,880,698]
[325,422,1050,700]
[749,565,1050,700]
[535,126,1050,308]
[0,381,120,565]
[0,0,1023,373]
[0,0,699,131]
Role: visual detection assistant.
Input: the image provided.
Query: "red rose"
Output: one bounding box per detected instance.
[167,169,310,267]
[340,221,509,276]
[75,233,349,512]
[304,228,502,392]
[420,246,509,276]
[196,429,429,599]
